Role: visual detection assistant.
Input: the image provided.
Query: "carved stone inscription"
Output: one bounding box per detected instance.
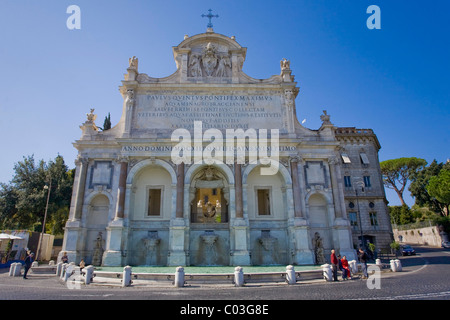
[133,92,284,131]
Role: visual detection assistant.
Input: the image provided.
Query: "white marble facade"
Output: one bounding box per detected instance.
[60,30,392,267]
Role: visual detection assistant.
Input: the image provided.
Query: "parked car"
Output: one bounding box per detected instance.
[400,245,416,256]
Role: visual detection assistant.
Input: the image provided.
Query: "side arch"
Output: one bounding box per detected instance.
[126,159,177,185]
[242,160,292,186]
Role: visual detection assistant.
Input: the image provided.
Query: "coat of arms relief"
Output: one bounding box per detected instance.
[188,42,231,78]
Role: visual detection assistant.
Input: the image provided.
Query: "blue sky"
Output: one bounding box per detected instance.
[0,0,449,207]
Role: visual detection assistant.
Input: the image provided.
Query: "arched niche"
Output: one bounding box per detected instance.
[188,165,231,224]
[84,194,109,265]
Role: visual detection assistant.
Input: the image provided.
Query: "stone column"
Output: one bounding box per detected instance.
[234,163,244,219]
[102,158,128,266]
[290,158,302,218]
[180,52,189,82]
[328,156,343,219]
[231,53,240,84]
[115,159,128,220]
[231,163,250,265]
[176,163,185,218]
[71,156,89,221]
[288,156,314,265]
[332,158,348,219]
[168,162,187,266]
[61,156,88,264]
[122,88,135,138]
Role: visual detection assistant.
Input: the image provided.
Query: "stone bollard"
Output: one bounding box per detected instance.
[234,266,244,287]
[349,260,358,275]
[122,266,132,287]
[60,264,67,280]
[321,264,332,281]
[375,259,383,269]
[13,263,22,277]
[390,260,397,272]
[9,263,17,276]
[84,265,94,285]
[60,262,73,280]
[286,265,296,285]
[56,262,63,277]
[64,264,74,282]
[395,259,402,272]
[174,266,185,288]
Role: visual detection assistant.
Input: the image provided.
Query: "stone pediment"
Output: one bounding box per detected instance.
[134,31,291,85]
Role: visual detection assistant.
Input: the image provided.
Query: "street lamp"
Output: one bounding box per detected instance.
[353,177,365,251]
[36,178,51,262]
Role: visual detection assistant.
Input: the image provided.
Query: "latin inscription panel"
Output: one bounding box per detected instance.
[133,92,285,131]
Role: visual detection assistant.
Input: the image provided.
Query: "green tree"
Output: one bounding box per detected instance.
[380,157,427,206]
[102,113,111,131]
[427,169,450,216]
[0,155,74,233]
[0,183,19,229]
[409,160,449,215]
[10,155,48,228]
[46,207,69,235]
[389,205,415,225]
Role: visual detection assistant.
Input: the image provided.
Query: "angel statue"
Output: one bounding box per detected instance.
[128,56,138,70]
[280,58,290,71]
[86,108,97,122]
[320,110,331,125]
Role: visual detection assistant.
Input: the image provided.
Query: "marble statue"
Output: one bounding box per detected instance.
[313,232,326,265]
[280,58,290,71]
[126,89,135,108]
[92,232,104,266]
[189,54,203,77]
[320,110,331,125]
[86,108,96,123]
[215,55,231,77]
[202,42,218,76]
[128,56,138,70]
[204,202,216,218]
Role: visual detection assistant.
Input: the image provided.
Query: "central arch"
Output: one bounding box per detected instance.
[184,163,234,266]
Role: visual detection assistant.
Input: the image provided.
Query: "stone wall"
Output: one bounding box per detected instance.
[393,225,442,247]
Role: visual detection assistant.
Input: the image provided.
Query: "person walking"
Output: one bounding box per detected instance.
[23,252,34,279]
[330,249,339,281]
[358,248,368,279]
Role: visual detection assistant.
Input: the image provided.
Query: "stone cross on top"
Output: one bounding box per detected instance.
[201,9,219,30]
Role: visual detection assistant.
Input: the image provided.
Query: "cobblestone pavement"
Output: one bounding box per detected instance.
[1,245,449,302]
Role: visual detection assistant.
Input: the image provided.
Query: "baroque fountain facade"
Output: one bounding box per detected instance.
[60,29,393,267]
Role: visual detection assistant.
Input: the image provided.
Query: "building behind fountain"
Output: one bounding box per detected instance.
[60,28,393,267]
